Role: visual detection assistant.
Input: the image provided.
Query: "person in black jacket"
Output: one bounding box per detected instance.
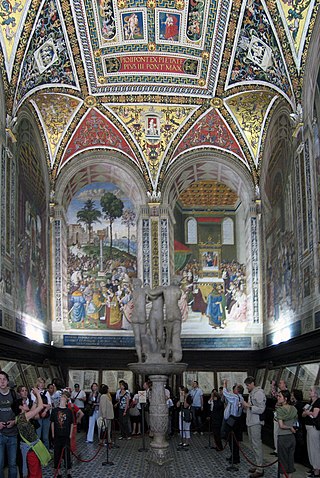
[208,389,224,450]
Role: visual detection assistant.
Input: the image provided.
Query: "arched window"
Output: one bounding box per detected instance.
[222,217,234,245]
[186,217,197,244]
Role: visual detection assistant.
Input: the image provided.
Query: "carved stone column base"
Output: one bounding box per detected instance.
[145,446,173,477]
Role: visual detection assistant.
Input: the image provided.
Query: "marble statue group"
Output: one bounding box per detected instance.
[131,277,183,364]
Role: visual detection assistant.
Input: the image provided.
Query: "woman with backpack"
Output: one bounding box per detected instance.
[30,378,52,451]
[276,390,298,478]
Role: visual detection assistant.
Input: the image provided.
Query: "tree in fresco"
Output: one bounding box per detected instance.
[100,192,124,254]
[76,199,102,243]
[121,209,136,253]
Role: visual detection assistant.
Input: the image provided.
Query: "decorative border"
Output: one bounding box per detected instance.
[1,146,6,264]
[142,218,150,285]
[305,138,313,253]
[151,218,159,287]
[295,143,303,261]
[251,216,259,323]
[160,218,169,285]
[63,334,253,349]
[54,219,62,322]
[10,155,15,258]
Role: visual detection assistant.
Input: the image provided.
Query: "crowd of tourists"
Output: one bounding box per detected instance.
[0,370,320,478]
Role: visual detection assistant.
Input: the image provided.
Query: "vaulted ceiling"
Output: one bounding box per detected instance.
[0,0,318,198]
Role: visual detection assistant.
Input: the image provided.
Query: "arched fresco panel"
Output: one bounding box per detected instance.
[173,180,249,336]
[67,182,137,331]
[17,142,48,324]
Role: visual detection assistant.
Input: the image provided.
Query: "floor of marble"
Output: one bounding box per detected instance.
[37,430,310,478]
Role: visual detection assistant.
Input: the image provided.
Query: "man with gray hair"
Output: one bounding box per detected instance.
[242,376,266,478]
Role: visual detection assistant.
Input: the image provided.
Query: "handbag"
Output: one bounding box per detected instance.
[226,415,236,427]
[21,436,51,467]
[129,404,140,417]
[85,403,95,416]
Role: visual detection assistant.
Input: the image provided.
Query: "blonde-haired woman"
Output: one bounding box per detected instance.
[302,386,320,477]
[30,377,51,450]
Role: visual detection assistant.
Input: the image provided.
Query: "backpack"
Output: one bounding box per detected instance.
[40,390,50,418]
[182,407,192,423]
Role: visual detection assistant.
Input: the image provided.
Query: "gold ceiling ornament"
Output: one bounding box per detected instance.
[94,50,102,58]
[147,0,156,8]
[84,96,97,108]
[210,97,223,108]
[148,42,156,52]
[198,78,206,87]
[201,51,209,60]
[117,0,127,9]
[175,0,185,10]
[98,76,107,84]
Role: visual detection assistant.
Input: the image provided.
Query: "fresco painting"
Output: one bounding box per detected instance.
[121,11,144,41]
[186,0,205,42]
[229,0,291,97]
[96,0,116,41]
[67,182,137,331]
[17,144,48,323]
[17,200,48,322]
[175,255,248,333]
[159,12,181,42]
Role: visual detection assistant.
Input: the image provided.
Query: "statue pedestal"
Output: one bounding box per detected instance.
[128,363,187,477]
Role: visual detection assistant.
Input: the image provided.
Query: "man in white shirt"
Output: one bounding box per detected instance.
[242,376,266,478]
[188,380,204,434]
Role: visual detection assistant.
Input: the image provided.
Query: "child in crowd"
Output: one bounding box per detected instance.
[179,394,193,447]
[50,392,73,478]
[64,390,84,454]
[166,388,174,437]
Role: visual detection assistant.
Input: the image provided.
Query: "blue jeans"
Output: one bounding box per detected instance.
[0,434,17,478]
[36,417,50,450]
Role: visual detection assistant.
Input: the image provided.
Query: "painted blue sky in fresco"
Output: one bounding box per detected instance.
[67,182,136,236]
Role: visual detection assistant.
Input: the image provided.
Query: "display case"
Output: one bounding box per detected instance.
[279,365,297,392]
[182,371,215,391]
[255,368,266,387]
[68,370,99,391]
[295,363,320,399]
[102,370,134,393]
[20,363,39,389]
[50,365,62,381]
[263,369,281,397]
[0,360,24,388]
[37,366,52,385]
[217,371,248,389]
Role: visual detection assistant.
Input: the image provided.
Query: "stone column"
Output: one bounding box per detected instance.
[146,374,171,476]
[128,362,187,477]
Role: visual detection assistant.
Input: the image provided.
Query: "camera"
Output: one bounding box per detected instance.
[71,398,75,403]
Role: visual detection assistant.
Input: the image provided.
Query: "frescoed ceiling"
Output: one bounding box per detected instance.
[0,0,318,195]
